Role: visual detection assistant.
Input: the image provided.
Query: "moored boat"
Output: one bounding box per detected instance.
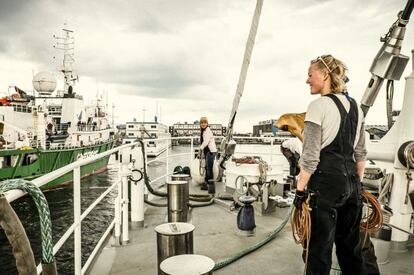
[0,27,116,189]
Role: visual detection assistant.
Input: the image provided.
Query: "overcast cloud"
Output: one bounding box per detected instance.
[0,0,412,132]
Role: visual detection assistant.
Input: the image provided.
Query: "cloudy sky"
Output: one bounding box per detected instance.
[0,0,412,132]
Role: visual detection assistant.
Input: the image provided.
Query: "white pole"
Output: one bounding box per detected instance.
[121,170,129,244]
[144,141,149,199]
[73,166,81,275]
[121,151,130,244]
[270,138,273,162]
[166,143,169,179]
[136,179,144,225]
[131,154,144,227]
[114,163,121,245]
[190,137,193,170]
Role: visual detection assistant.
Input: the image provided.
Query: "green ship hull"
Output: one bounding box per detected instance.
[0,140,116,189]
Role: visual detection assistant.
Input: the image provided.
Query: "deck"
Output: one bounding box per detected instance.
[89,180,414,275]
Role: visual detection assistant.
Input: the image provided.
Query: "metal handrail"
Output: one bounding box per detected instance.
[5,140,138,203]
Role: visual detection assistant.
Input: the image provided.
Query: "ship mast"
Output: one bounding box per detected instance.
[53,24,78,95]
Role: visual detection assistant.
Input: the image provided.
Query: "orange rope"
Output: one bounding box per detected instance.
[360,190,383,233]
[360,190,383,247]
[291,199,312,275]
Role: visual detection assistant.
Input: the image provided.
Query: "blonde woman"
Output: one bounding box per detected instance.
[294,55,367,275]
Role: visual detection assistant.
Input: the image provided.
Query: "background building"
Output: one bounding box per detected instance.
[253,118,292,138]
[171,121,226,137]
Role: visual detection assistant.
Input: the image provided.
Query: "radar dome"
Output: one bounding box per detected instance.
[32,71,57,95]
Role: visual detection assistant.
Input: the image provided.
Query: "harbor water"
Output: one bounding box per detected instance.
[0,144,283,274]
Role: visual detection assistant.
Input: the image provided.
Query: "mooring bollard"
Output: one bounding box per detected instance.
[167,179,189,222]
[160,254,215,275]
[171,174,191,182]
[154,222,195,275]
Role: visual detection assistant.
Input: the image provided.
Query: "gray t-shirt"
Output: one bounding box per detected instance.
[299,93,367,174]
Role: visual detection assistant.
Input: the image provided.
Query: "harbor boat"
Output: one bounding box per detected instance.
[123,117,171,157]
[0,27,116,189]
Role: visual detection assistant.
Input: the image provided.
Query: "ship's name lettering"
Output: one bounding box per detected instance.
[76,150,98,160]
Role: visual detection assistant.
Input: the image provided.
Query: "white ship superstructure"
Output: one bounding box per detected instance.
[0,27,115,150]
[124,118,171,157]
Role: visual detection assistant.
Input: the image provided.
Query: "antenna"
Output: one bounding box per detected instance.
[160,105,162,123]
[156,101,158,122]
[142,107,146,123]
[112,103,115,128]
[53,24,78,94]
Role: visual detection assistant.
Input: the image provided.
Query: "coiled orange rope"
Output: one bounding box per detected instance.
[360,190,383,232]
[291,198,312,275]
[360,190,383,246]
[291,190,383,274]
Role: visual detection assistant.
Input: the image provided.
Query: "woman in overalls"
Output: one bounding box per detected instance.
[294,54,367,275]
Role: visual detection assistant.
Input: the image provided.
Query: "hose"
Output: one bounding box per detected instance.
[212,205,293,271]
[378,173,393,202]
[0,192,37,275]
[0,179,57,274]
[188,198,215,208]
[136,139,212,201]
[386,80,394,130]
[189,195,214,202]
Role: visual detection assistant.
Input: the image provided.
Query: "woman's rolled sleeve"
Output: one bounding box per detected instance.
[299,121,322,174]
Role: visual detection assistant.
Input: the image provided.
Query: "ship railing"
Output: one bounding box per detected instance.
[3,141,139,275]
[2,135,282,275]
[55,123,69,132]
[26,137,115,150]
[143,135,284,189]
[75,125,112,132]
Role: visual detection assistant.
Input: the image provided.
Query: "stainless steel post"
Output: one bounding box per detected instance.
[155,222,195,275]
[171,174,191,184]
[167,179,189,222]
[160,254,214,275]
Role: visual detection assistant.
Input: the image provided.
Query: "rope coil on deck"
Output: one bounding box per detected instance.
[0,179,55,265]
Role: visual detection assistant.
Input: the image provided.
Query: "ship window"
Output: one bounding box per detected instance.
[151,133,157,138]
[128,133,134,136]
[22,153,38,166]
[128,125,134,128]
[149,141,155,145]
[151,125,156,129]
[0,157,9,168]
[0,155,19,168]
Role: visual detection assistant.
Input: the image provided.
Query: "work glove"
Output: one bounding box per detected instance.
[293,189,306,210]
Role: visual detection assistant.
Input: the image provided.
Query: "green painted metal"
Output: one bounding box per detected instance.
[10,154,22,178]
[0,140,115,189]
[50,150,62,171]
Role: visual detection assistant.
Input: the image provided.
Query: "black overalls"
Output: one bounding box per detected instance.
[307,94,363,275]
